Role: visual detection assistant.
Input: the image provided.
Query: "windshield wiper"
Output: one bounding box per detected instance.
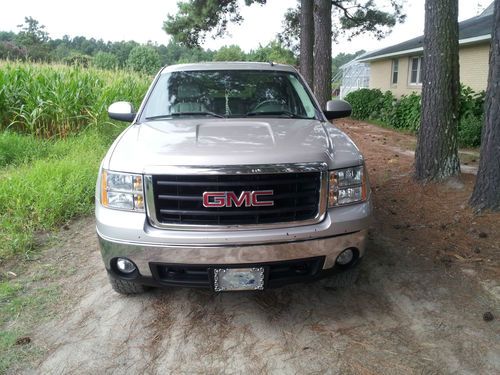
[245,110,311,119]
[145,111,224,120]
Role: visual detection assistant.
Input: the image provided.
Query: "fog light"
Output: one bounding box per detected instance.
[336,249,354,265]
[116,258,136,274]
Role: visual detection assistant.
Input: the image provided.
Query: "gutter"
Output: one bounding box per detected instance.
[358,34,491,62]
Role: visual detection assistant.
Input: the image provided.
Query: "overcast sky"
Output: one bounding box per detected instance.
[0,0,489,55]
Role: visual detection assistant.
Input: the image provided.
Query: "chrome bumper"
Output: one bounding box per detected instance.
[96,196,372,277]
[98,229,368,277]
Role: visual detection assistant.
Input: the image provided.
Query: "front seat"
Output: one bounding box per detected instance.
[171,85,207,113]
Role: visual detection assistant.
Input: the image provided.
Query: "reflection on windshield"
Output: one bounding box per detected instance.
[141,70,317,120]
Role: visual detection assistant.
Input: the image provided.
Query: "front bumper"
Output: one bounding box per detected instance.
[96,198,372,288]
[99,229,368,276]
[102,230,367,289]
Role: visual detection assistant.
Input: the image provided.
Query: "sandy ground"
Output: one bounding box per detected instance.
[16,120,500,374]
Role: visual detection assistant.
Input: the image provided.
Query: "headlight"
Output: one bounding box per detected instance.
[101,170,144,211]
[328,165,367,207]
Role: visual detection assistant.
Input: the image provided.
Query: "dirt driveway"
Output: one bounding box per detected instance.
[22,121,500,374]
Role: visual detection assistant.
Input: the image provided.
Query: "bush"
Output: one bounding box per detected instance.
[386,93,421,131]
[345,88,390,120]
[458,115,483,148]
[127,45,161,75]
[93,51,118,70]
[345,86,483,144]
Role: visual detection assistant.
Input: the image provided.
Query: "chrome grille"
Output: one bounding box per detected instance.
[144,164,327,230]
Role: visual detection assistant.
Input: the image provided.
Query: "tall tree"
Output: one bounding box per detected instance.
[414,0,460,181]
[300,0,314,88]
[314,0,333,108]
[163,0,266,47]
[470,0,500,210]
[164,0,405,103]
[16,16,49,60]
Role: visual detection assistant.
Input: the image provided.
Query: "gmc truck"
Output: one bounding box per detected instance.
[96,62,372,294]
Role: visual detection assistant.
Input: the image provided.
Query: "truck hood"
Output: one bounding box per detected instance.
[106,118,363,173]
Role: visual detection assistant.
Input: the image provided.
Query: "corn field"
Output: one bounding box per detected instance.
[0,62,150,138]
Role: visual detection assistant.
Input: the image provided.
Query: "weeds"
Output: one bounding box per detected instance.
[0,128,124,260]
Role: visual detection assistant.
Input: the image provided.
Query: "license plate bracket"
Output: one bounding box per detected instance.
[212,267,265,292]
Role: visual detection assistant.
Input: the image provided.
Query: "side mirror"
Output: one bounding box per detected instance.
[323,99,352,120]
[108,101,136,122]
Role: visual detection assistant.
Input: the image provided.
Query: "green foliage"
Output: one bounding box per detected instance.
[126,45,161,75]
[163,0,267,47]
[277,6,300,53]
[160,41,214,65]
[248,41,297,65]
[63,53,92,67]
[346,86,484,145]
[345,88,389,120]
[386,93,421,131]
[0,41,27,60]
[93,51,118,70]
[213,44,246,61]
[277,1,406,51]
[0,132,50,167]
[459,85,485,119]
[339,2,406,40]
[0,62,149,137]
[0,62,148,259]
[0,128,123,260]
[458,115,483,148]
[15,16,49,60]
[1,16,298,68]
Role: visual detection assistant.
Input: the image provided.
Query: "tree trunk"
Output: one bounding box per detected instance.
[313,0,332,109]
[299,0,314,88]
[470,0,500,210]
[414,0,460,181]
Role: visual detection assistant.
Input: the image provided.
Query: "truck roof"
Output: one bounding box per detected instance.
[161,61,297,74]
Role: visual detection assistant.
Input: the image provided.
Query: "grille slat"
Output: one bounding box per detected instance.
[159,205,316,216]
[151,172,321,226]
[157,191,315,201]
[156,178,316,187]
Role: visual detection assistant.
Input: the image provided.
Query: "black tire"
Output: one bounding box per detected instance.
[108,276,147,295]
[323,267,360,289]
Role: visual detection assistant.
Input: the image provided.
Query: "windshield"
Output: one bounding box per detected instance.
[140,70,317,120]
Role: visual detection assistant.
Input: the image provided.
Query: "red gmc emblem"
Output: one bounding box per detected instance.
[203,190,274,208]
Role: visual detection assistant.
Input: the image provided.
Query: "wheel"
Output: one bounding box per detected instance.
[108,275,147,295]
[323,267,360,289]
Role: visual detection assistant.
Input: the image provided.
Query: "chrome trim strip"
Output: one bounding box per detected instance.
[144,163,328,231]
[143,163,327,176]
[97,227,361,248]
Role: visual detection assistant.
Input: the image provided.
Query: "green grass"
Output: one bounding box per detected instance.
[0,61,148,260]
[0,132,52,167]
[0,127,125,260]
[0,273,61,372]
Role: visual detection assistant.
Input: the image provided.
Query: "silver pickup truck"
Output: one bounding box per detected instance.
[96,62,372,294]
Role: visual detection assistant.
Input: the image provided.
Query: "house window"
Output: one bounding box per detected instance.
[391,59,399,85]
[409,56,423,85]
